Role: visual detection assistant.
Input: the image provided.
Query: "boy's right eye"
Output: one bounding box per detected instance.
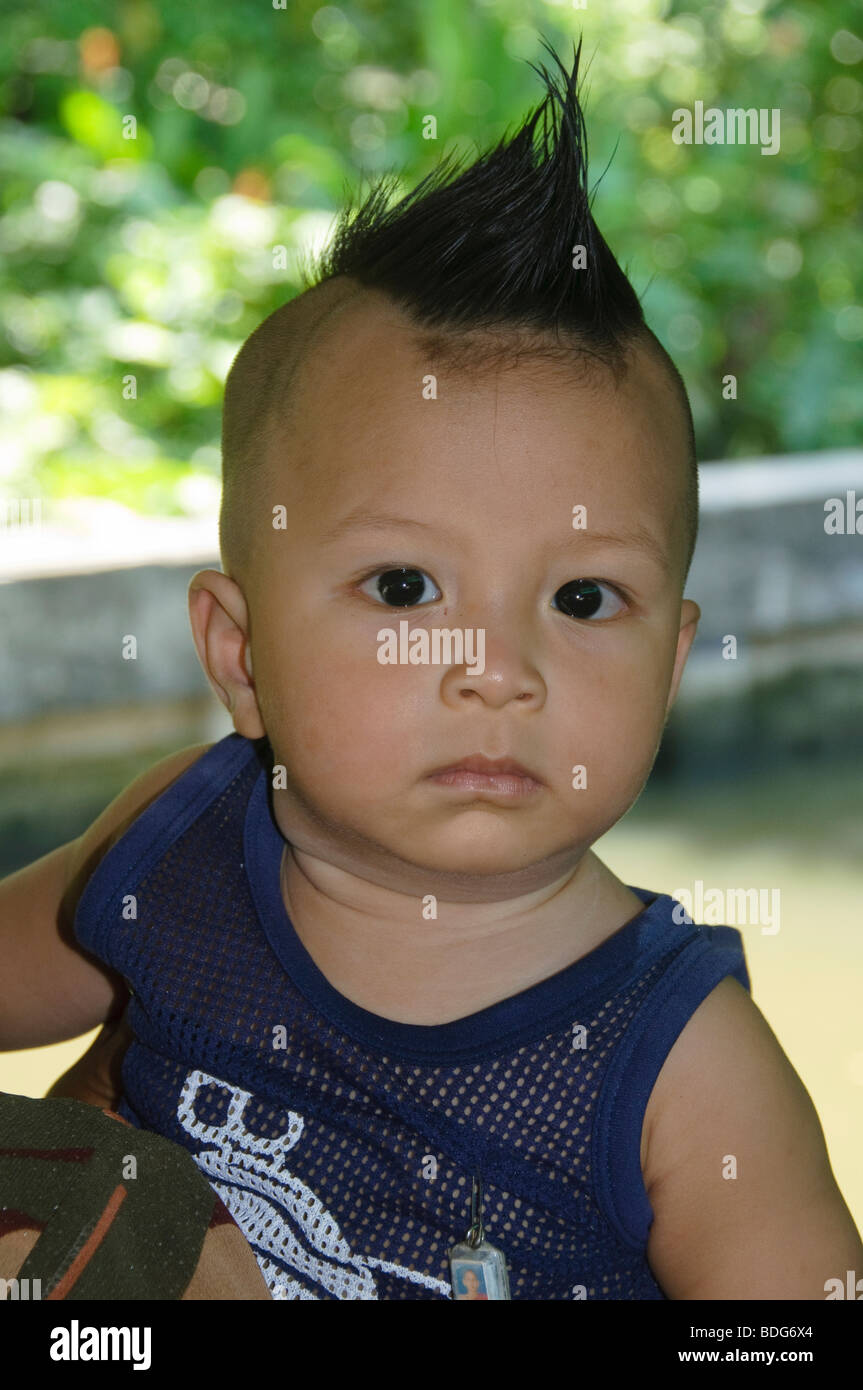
[358,567,442,607]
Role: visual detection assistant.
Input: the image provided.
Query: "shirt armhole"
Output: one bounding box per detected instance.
[73,734,255,965]
[591,928,751,1250]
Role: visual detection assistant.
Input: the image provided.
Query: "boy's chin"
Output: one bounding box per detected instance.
[375,826,573,884]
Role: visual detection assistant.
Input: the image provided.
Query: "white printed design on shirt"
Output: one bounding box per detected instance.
[176,1068,452,1300]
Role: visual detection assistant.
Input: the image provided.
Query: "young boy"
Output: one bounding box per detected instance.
[2,41,861,1301]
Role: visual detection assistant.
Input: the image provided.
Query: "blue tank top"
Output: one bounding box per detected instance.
[74,732,750,1300]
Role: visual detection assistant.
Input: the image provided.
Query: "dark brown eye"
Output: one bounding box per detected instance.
[361,567,440,607]
[553,579,621,620]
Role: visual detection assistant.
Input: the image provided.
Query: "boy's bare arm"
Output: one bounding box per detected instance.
[644,975,863,1299]
[0,742,212,1052]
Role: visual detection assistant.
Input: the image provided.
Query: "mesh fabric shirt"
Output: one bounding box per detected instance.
[74,732,750,1300]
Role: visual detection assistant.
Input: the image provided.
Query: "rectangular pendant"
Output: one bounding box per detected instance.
[449,1238,511,1300]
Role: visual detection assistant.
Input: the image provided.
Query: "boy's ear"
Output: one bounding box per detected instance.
[665,598,700,717]
[187,569,265,740]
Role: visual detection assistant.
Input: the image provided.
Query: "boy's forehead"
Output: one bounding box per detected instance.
[261,285,691,581]
[285,294,687,493]
[292,290,675,435]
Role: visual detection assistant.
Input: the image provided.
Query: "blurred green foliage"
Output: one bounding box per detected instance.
[0,0,861,518]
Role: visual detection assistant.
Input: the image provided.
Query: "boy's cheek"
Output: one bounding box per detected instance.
[269,694,408,782]
[564,702,667,801]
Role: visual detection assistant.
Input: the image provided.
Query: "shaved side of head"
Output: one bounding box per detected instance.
[219,275,367,585]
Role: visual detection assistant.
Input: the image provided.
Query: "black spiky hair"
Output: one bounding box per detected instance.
[304,37,646,365]
[220,36,698,583]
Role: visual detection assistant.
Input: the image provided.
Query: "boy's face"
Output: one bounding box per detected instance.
[200,293,699,900]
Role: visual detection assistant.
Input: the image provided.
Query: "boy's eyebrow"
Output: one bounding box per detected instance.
[320,508,670,574]
[320,509,435,541]
[553,523,672,576]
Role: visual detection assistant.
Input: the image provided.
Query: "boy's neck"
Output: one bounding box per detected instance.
[279,844,645,1026]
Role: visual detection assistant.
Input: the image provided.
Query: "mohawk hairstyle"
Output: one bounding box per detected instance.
[305,38,645,363]
[220,36,698,584]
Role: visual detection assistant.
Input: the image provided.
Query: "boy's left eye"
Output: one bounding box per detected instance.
[358,567,442,607]
[552,579,625,621]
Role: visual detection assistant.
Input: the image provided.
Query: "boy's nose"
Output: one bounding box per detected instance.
[440,660,546,711]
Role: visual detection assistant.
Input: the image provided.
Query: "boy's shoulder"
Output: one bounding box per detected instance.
[642,973,861,1297]
[641,973,756,1190]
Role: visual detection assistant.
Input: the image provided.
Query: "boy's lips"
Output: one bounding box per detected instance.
[430,754,541,780]
[426,753,544,797]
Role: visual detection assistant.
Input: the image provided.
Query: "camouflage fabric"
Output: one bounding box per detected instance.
[0,1091,270,1300]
